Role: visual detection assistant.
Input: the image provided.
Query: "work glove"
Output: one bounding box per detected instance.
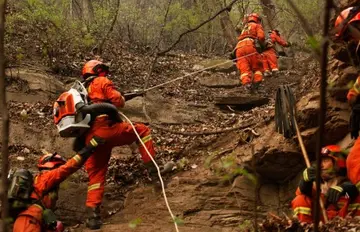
[349,103,360,139]
[327,181,359,204]
[77,136,105,162]
[73,136,86,153]
[302,167,316,182]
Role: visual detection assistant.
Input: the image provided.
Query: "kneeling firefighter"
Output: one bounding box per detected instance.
[291,145,360,223]
[11,139,103,232]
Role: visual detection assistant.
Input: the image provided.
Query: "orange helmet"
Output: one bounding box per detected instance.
[246,13,261,24]
[335,7,360,38]
[37,153,66,170]
[82,60,109,79]
[321,145,347,173]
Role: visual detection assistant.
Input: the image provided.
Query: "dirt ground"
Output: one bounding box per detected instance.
[1,53,315,231]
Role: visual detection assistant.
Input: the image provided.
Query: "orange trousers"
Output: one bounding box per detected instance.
[235,41,263,85]
[262,48,279,72]
[292,194,360,223]
[84,118,155,208]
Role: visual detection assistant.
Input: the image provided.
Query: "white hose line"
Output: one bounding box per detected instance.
[118,111,180,232]
[144,52,257,92]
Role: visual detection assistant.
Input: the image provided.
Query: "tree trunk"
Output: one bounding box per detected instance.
[210,0,237,50]
[259,0,276,30]
[0,0,9,231]
[81,0,94,25]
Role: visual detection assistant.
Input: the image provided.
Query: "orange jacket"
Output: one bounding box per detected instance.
[268,31,288,47]
[13,154,84,231]
[347,75,360,104]
[347,138,360,187]
[237,22,265,43]
[87,76,125,108]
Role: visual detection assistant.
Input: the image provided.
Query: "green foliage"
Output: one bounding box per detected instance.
[128,218,142,229]
[238,219,254,231]
[173,216,184,225]
[205,151,257,184]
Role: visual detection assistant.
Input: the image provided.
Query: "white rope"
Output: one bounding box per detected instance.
[143,52,257,92]
[118,111,180,232]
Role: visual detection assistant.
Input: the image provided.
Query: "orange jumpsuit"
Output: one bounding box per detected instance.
[84,76,155,208]
[347,138,360,189]
[13,154,84,232]
[262,31,289,73]
[347,79,360,190]
[292,181,360,223]
[235,22,265,85]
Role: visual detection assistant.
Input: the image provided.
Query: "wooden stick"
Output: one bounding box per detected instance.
[294,120,328,223]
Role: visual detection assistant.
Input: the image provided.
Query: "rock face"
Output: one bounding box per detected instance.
[5,68,66,102]
[278,56,294,71]
[296,92,350,154]
[241,122,304,184]
[328,59,359,102]
[100,167,296,231]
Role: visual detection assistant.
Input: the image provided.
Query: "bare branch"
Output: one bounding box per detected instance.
[314,0,333,229]
[286,0,321,60]
[93,0,121,55]
[158,0,240,56]
[142,0,173,122]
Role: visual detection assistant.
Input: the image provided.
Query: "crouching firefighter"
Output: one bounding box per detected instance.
[291,145,360,223]
[9,138,104,232]
[53,60,160,230]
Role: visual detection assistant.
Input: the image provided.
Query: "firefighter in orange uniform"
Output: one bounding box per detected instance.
[262,30,290,77]
[235,13,265,90]
[335,7,360,105]
[334,7,360,190]
[12,138,103,232]
[292,145,360,223]
[78,60,158,230]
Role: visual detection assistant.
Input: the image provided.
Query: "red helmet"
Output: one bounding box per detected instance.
[246,13,262,24]
[82,60,109,79]
[37,153,66,170]
[321,145,347,171]
[335,7,360,38]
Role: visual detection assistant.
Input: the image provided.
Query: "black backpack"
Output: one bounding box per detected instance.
[7,169,34,219]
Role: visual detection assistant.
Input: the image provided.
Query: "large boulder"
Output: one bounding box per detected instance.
[198,73,239,88]
[121,92,209,124]
[193,58,237,73]
[5,68,65,102]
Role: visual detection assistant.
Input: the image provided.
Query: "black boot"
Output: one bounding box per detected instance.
[86,206,102,230]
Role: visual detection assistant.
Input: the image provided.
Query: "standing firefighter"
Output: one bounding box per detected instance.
[235,13,265,91]
[11,139,103,232]
[333,7,360,190]
[74,60,159,230]
[292,145,360,223]
[262,30,290,77]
